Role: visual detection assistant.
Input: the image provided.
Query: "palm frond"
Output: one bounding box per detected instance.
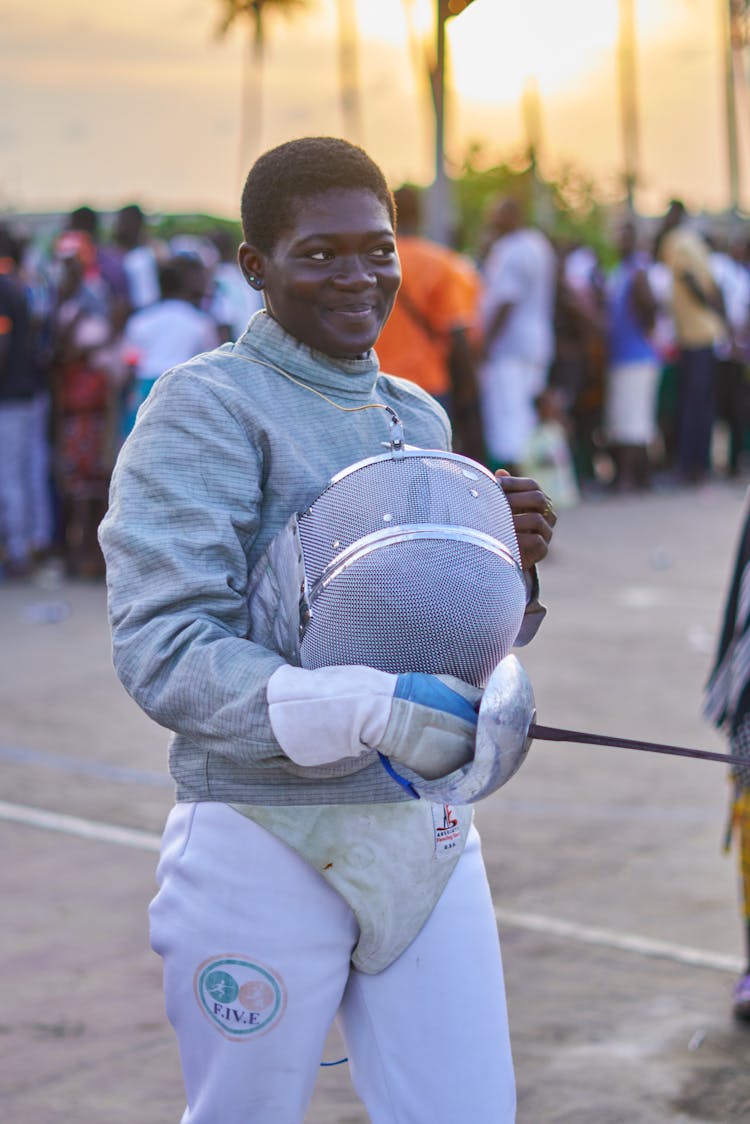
[216,0,312,39]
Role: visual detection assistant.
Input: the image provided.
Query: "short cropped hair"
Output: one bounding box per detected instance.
[69,206,99,238]
[393,185,421,230]
[118,203,144,224]
[241,136,395,254]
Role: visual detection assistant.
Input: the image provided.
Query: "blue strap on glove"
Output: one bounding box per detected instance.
[392,674,479,726]
[377,752,422,798]
[265,662,482,795]
[378,672,481,798]
[379,656,536,806]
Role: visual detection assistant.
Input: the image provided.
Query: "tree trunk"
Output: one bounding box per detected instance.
[237,20,265,191]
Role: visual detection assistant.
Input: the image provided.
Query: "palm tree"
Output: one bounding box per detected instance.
[617,0,639,216]
[428,0,479,243]
[336,0,363,144]
[727,0,750,212]
[216,0,312,187]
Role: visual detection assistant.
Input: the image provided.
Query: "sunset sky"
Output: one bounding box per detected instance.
[2,0,749,220]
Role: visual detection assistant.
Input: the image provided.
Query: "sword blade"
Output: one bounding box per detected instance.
[528,723,746,768]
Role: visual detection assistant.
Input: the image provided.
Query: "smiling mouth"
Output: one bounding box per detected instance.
[329,304,375,319]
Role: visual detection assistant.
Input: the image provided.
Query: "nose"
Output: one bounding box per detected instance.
[332,256,376,288]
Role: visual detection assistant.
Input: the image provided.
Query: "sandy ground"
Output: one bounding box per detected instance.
[2,476,750,1122]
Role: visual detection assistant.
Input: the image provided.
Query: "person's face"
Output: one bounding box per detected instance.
[239,187,400,358]
[57,255,84,298]
[618,223,636,258]
[489,199,519,238]
[115,211,141,248]
[183,261,208,307]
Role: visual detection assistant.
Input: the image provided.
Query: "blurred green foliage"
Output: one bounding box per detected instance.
[449,143,616,266]
[148,147,618,268]
[151,212,243,245]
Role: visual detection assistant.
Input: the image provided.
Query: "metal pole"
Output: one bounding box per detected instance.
[522,78,543,226]
[425,1,450,244]
[617,0,640,215]
[424,0,478,243]
[336,0,364,145]
[725,0,741,214]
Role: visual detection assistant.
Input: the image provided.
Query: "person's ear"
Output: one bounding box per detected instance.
[238,243,265,290]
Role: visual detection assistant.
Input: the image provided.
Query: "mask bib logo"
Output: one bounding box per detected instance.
[432,802,461,859]
[194,955,287,1040]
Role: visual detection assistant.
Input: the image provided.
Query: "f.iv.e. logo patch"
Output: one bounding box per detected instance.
[194,954,287,1040]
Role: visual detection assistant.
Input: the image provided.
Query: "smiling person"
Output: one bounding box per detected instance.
[98,137,555,1124]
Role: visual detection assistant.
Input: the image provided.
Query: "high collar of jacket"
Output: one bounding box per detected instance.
[234,310,381,403]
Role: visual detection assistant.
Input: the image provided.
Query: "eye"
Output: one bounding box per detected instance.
[307,249,334,261]
[370,244,396,260]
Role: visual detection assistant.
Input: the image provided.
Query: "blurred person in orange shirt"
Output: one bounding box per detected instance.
[375,185,485,461]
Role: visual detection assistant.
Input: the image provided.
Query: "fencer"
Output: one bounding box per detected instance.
[99,136,554,1123]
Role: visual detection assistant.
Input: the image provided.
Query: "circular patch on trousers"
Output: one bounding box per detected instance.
[194,955,287,1040]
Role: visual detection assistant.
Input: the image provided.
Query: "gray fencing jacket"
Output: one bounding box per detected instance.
[99,310,544,969]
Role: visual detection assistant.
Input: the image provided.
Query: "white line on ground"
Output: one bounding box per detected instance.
[496,908,743,975]
[0,799,160,852]
[1,799,742,974]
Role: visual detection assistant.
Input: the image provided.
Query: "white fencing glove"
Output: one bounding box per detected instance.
[267,665,481,787]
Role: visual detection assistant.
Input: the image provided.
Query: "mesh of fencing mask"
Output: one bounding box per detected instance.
[296,446,527,689]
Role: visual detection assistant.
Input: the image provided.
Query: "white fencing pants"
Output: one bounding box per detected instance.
[149,802,515,1123]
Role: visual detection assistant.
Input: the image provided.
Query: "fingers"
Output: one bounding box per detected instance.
[512,512,554,568]
[516,532,549,569]
[497,474,558,527]
[541,496,558,527]
[512,511,554,547]
[495,473,556,568]
[495,473,539,493]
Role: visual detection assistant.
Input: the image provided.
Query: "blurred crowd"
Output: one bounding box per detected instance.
[379,189,750,515]
[0,204,263,580]
[1,192,749,582]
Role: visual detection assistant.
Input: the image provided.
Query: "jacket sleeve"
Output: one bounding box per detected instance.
[98,366,286,763]
[516,568,546,646]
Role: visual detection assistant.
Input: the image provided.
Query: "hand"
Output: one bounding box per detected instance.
[496,471,556,569]
[382,672,481,781]
[267,665,480,779]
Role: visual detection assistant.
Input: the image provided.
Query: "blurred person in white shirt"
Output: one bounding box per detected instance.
[121,256,219,439]
[478,197,556,474]
[114,204,162,313]
[209,228,265,342]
